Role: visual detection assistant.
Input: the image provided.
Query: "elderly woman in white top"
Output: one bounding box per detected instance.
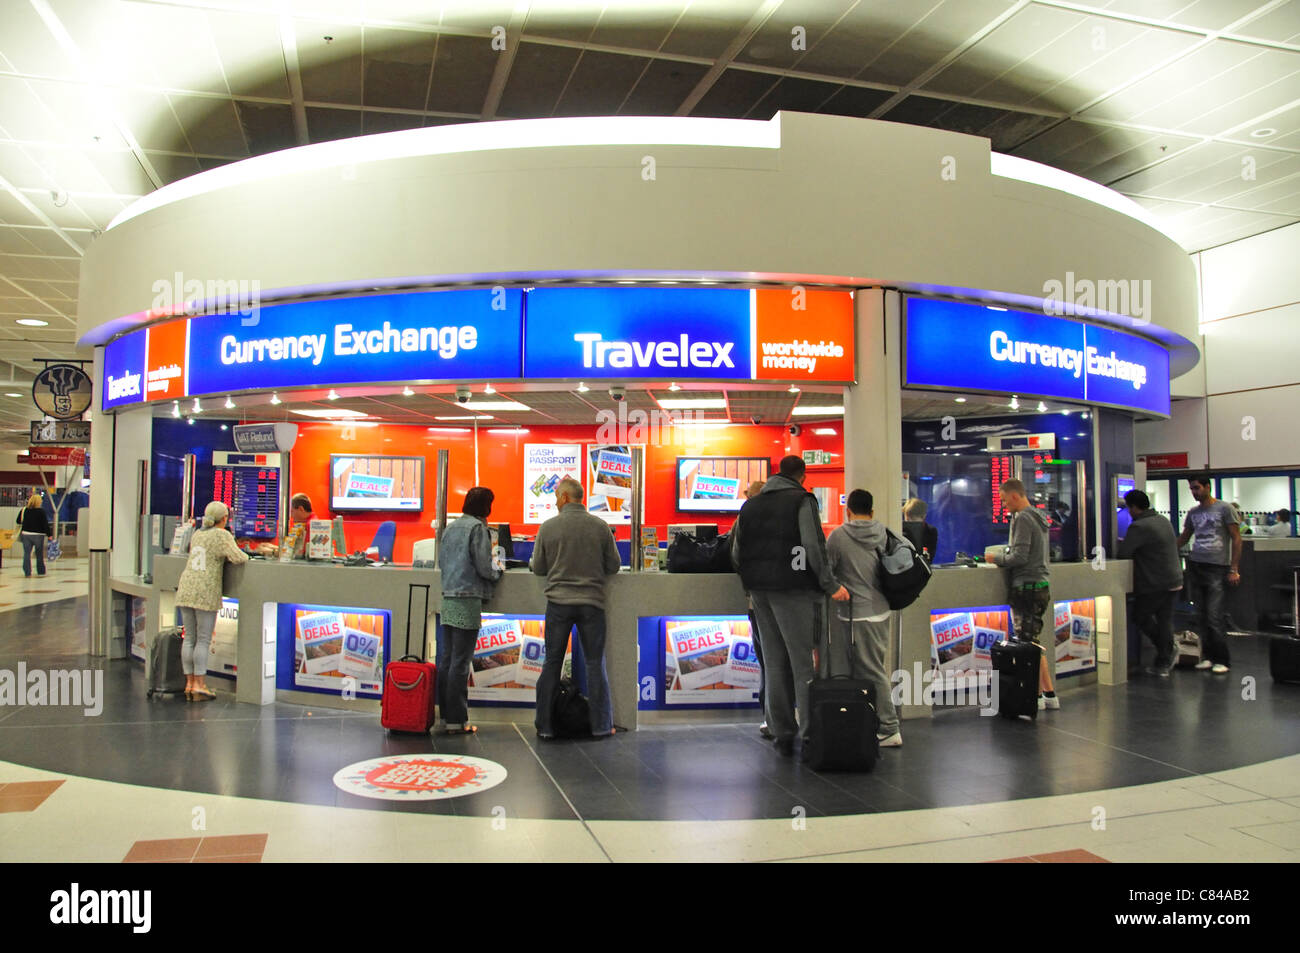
[175,501,249,700]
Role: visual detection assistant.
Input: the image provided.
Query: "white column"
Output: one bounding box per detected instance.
[88,348,113,552]
[110,406,153,579]
[843,288,903,532]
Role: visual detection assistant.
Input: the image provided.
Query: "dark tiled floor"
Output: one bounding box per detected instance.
[2,599,1299,821]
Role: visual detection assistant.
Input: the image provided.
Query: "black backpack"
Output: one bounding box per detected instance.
[552,678,591,738]
[876,528,932,609]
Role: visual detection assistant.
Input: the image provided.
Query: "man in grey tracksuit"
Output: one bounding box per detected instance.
[826,488,902,747]
[985,478,1057,707]
[732,455,849,755]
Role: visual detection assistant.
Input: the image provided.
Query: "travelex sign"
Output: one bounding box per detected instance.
[101,286,857,410]
[903,297,1170,416]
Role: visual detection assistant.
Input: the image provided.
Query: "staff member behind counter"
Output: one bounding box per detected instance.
[251,493,314,557]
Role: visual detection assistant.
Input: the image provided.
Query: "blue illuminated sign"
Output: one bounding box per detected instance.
[102,328,146,410]
[524,287,753,380]
[188,288,522,395]
[904,298,1170,416]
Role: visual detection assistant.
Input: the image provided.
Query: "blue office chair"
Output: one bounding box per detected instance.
[366,521,397,563]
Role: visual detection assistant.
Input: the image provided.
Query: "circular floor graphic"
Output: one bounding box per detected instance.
[333,755,507,800]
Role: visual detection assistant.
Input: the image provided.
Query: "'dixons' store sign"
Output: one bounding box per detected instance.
[101,287,858,411]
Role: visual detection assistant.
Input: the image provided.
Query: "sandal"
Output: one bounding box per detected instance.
[191,688,216,701]
[184,690,193,701]
[443,724,477,735]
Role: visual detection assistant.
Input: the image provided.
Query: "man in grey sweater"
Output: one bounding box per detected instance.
[530,478,622,738]
[1117,489,1184,676]
[984,478,1057,708]
[826,489,902,747]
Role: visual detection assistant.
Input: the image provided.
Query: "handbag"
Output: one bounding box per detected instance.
[666,531,734,573]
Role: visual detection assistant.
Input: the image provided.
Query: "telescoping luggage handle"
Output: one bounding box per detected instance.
[820,594,858,680]
[405,583,431,661]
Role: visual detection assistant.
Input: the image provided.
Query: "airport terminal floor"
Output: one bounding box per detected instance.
[2,564,1299,863]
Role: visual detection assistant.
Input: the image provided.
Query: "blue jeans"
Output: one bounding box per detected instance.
[1186,561,1230,665]
[436,624,478,726]
[20,533,45,576]
[535,602,612,736]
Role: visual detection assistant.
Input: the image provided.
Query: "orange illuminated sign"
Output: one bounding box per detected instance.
[144,319,188,400]
[753,289,855,383]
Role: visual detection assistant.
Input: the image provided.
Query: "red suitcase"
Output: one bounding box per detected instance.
[382,655,436,733]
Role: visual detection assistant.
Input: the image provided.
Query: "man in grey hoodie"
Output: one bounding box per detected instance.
[826,489,902,747]
[984,478,1058,708]
[1117,489,1184,676]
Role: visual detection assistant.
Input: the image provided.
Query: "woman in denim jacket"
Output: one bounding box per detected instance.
[436,487,503,733]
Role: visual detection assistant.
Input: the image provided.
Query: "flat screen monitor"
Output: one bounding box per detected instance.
[211,455,279,539]
[330,455,425,512]
[675,457,770,514]
[1115,474,1136,542]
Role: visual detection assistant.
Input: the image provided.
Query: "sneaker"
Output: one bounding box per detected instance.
[1211,663,1230,674]
[1038,694,1045,710]
[758,722,774,740]
[1194,659,1213,670]
[1041,694,1060,710]
[877,732,902,748]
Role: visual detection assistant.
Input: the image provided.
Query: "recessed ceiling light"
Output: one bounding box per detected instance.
[171,400,180,418]
[220,424,228,431]
[658,398,726,409]
[461,400,530,411]
[668,382,681,392]
[483,383,495,394]
[270,392,281,405]
[1250,127,1277,138]
[326,389,340,400]
[402,386,414,396]
[187,416,195,425]
[1037,401,1047,412]
[224,395,235,409]
[4,392,20,398]
[1009,396,1020,410]
[488,428,529,435]
[813,428,836,435]
[788,384,800,394]
[954,397,967,403]
[192,398,202,413]
[291,408,370,419]
[428,427,471,433]
[791,405,844,416]
[576,382,590,393]
[435,414,493,421]
[16,319,49,327]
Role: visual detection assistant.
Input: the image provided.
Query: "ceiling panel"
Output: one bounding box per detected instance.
[1010,118,1204,181]
[853,0,1021,89]
[296,20,364,106]
[1082,40,1300,136]
[554,51,654,118]
[170,95,249,157]
[1230,0,1300,42]
[426,33,500,115]
[735,0,859,72]
[363,29,435,111]
[0,192,45,228]
[660,0,765,60]
[1097,0,1265,31]
[306,106,362,143]
[206,9,294,100]
[589,4,685,51]
[928,7,1201,114]
[691,67,778,119]
[234,101,298,155]
[745,75,844,118]
[497,42,582,118]
[620,59,710,115]
[0,0,81,80]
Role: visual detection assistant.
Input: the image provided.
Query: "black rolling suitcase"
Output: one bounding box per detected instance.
[991,639,1040,720]
[1269,637,1300,684]
[803,598,878,771]
[147,625,187,698]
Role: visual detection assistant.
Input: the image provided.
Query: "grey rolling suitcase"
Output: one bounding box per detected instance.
[147,626,187,697]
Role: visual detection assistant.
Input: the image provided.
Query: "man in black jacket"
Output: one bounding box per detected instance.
[732,456,848,755]
[1117,489,1184,676]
